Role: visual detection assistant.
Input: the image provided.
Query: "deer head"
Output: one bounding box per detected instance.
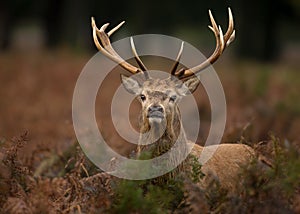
[91,8,235,156]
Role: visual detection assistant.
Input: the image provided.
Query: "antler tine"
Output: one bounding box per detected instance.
[208,10,218,33]
[224,7,235,45]
[130,37,150,79]
[175,8,235,79]
[108,21,125,37]
[91,17,144,75]
[170,41,184,77]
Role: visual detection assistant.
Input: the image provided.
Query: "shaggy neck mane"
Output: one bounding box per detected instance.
[138,106,188,157]
[137,106,190,183]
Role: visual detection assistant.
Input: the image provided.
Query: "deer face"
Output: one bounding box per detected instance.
[121,75,200,126]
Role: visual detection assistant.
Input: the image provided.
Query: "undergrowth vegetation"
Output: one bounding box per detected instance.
[0,131,299,213]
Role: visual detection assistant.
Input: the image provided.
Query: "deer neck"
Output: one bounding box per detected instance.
[138,107,188,156]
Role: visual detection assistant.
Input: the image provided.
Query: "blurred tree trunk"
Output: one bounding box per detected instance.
[55,0,91,49]
[236,0,280,61]
[44,0,63,48]
[0,1,18,49]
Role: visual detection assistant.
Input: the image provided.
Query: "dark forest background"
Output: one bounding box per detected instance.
[0,0,299,61]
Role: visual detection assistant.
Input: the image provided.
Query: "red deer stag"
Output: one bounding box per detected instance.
[91,8,256,190]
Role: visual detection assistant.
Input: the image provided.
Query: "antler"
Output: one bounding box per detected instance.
[174,7,235,79]
[91,17,149,79]
[170,41,184,78]
[92,8,235,80]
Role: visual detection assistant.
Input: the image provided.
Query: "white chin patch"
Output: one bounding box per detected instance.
[149,117,163,124]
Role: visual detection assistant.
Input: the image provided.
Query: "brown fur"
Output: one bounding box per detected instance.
[189,142,255,190]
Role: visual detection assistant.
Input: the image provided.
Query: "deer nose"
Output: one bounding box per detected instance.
[148,105,164,113]
[147,105,164,119]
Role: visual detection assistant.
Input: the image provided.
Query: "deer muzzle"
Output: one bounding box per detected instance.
[147,105,164,119]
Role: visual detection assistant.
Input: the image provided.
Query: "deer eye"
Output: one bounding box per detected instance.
[169,95,177,102]
[140,94,146,101]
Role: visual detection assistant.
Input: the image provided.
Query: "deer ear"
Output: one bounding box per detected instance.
[121,74,142,95]
[176,77,200,95]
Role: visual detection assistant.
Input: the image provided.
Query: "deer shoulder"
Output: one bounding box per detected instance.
[188,142,256,190]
